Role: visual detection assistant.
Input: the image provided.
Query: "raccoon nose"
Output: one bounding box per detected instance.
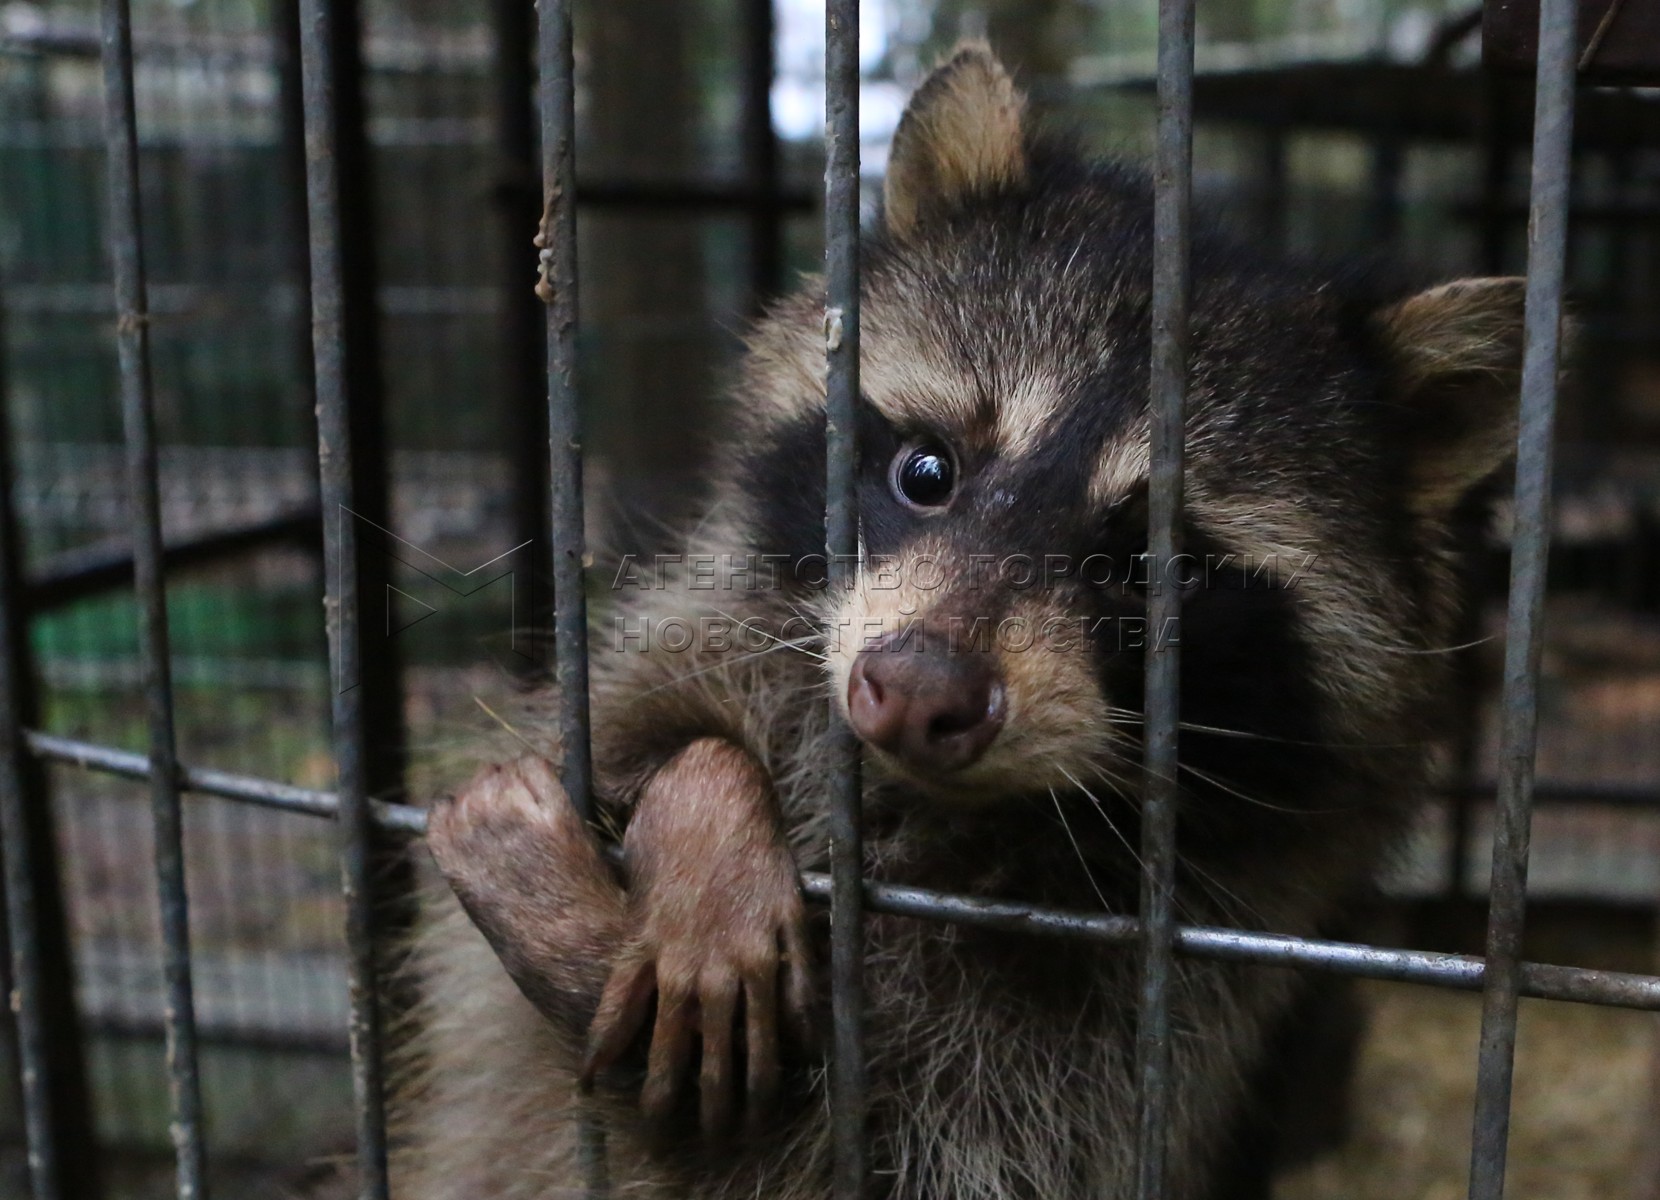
[846,636,1006,772]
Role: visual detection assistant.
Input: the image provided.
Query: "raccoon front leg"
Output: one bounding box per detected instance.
[582,737,817,1140]
[426,755,628,1036]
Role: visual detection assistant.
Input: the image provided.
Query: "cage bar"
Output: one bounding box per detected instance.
[535,3,608,1194]
[96,0,211,1194]
[493,0,550,686]
[295,0,393,1192]
[5,0,1659,1194]
[29,724,1660,1013]
[1466,0,1580,1195]
[1134,0,1196,1194]
[23,506,321,614]
[0,398,62,1200]
[741,0,783,304]
[23,727,1660,1010]
[538,0,591,826]
[824,1,868,1197]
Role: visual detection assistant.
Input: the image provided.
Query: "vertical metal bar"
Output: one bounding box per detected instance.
[0,704,58,1200]
[296,0,392,1193]
[536,4,606,1194]
[824,2,866,1196]
[741,0,783,307]
[1135,0,1195,1195]
[1368,134,1404,247]
[1478,79,1512,277]
[0,295,101,1200]
[0,311,61,1200]
[1255,126,1287,256]
[272,0,321,483]
[539,0,592,822]
[97,1,210,1195]
[1466,0,1578,1196]
[494,0,551,679]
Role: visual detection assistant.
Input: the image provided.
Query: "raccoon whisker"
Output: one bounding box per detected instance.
[1101,706,1431,752]
[1184,722,1433,752]
[700,606,830,661]
[1063,236,1086,279]
[1085,737,1325,817]
[1059,766,1133,839]
[1171,720,1428,750]
[1171,760,1345,817]
[619,638,824,706]
[1061,764,1210,928]
[1070,761,1134,806]
[471,695,544,757]
[1370,634,1497,656]
[1066,763,1269,929]
[1048,786,1112,914]
[685,493,734,547]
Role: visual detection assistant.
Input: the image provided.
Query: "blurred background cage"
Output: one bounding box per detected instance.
[1,0,1658,1197]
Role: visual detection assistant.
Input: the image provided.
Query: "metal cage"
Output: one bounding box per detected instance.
[1,0,1652,1199]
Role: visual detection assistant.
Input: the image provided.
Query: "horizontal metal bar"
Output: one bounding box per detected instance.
[798,874,1660,1010]
[23,731,425,835]
[87,1015,350,1058]
[25,730,1660,1013]
[1,22,498,75]
[24,506,321,613]
[574,181,814,214]
[1442,783,1660,810]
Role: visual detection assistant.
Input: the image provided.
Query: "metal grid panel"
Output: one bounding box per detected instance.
[0,2,1648,1200]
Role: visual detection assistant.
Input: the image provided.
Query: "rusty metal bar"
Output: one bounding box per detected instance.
[1135,0,1195,1194]
[1466,0,1579,1195]
[538,0,591,823]
[536,3,607,1194]
[97,0,210,1192]
[25,732,424,834]
[824,1,867,1196]
[492,0,550,683]
[24,505,321,613]
[0,313,65,1200]
[26,727,1660,1014]
[295,0,394,1190]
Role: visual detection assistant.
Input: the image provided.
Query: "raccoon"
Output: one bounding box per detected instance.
[395,43,1528,1200]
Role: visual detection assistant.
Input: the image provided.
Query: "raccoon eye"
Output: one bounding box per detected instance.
[891,441,956,509]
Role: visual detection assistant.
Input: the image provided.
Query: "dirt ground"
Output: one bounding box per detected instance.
[1277,982,1657,1200]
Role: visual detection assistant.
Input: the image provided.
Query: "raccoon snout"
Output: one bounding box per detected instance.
[846,635,1006,773]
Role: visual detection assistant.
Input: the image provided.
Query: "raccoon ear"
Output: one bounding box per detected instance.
[884,42,1028,240]
[1374,277,1531,514]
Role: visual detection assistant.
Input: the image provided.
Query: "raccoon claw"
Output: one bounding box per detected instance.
[583,917,812,1141]
[581,956,657,1087]
[580,738,818,1141]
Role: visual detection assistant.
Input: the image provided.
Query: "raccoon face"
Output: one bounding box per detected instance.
[731,44,1526,806]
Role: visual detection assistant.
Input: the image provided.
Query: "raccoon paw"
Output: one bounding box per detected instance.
[579,738,817,1142]
[427,755,627,1033]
